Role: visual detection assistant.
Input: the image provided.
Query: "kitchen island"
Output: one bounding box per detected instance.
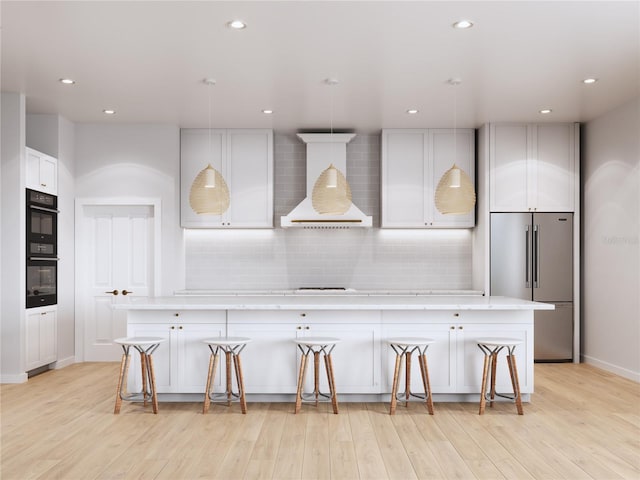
[115,295,552,402]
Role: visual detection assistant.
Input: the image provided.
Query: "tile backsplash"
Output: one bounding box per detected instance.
[184,133,472,290]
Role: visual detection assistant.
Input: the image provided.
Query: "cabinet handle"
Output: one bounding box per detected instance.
[174,313,179,317]
[453,313,459,317]
[458,326,463,330]
[450,326,455,330]
[300,313,306,317]
[179,326,183,330]
[122,290,133,296]
[305,326,310,330]
[105,290,119,296]
[171,326,176,330]
[296,326,302,330]
[41,183,47,187]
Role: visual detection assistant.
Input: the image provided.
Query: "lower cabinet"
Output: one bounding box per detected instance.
[381,312,533,395]
[228,311,382,394]
[127,311,225,394]
[25,306,57,371]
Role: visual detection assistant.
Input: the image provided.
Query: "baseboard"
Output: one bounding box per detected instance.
[0,372,28,384]
[52,356,75,369]
[582,354,640,382]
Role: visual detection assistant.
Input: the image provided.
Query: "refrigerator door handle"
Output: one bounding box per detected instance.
[533,224,540,288]
[525,225,531,288]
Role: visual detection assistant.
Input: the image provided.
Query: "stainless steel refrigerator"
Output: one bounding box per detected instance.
[490,213,573,361]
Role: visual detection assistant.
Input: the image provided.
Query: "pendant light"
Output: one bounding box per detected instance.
[435,78,476,215]
[312,78,352,214]
[189,79,230,215]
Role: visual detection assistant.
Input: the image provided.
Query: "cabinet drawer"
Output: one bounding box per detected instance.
[128,310,226,324]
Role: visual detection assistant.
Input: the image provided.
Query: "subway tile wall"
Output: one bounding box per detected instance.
[185,133,473,290]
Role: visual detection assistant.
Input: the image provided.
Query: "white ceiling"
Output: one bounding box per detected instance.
[2,1,639,132]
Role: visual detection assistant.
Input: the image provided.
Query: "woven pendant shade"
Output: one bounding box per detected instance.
[312,164,352,214]
[189,164,230,215]
[435,164,476,215]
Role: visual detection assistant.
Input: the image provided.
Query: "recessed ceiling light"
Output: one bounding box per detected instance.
[227,20,247,29]
[59,78,75,85]
[453,20,474,29]
[102,109,116,115]
[262,109,273,114]
[583,78,598,84]
[539,109,552,114]
[406,109,419,114]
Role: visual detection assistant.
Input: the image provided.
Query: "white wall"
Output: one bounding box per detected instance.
[582,97,640,381]
[1,93,27,382]
[74,124,184,295]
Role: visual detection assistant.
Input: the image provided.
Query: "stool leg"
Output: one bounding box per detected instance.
[325,353,339,414]
[489,352,498,408]
[140,351,148,407]
[479,352,490,415]
[114,351,128,414]
[147,353,159,414]
[225,351,233,406]
[507,354,524,415]
[418,354,434,415]
[405,352,412,406]
[314,351,320,406]
[390,352,402,415]
[203,351,216,414]
[295,352,308,414]
[233,353,247,414]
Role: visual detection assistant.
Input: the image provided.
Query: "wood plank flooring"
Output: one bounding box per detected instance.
[1,363,639,479]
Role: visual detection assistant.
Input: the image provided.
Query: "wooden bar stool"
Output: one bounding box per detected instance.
[388,337,435,415]
[203,337,251,414]
[114,337,166,414]
[477,338,523,415]
[293,337,340,414]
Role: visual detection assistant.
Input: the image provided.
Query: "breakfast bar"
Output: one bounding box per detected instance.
[115,295,553,402]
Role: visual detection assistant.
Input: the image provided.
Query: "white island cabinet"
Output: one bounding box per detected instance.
[116,295,550,402]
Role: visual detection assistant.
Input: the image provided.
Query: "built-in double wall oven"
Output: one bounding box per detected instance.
[26,188,58,308]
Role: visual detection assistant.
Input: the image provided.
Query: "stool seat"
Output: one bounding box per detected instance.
[388,337,435,347]
[203,336,252,347]
[294,337,340,347]
[476,338,522,347]
[113,337,165,414]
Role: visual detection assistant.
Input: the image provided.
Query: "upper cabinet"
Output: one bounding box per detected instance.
[26,147,57,195]
[489,123,578,212]
[180,129,274,228]
[381,128,475,228]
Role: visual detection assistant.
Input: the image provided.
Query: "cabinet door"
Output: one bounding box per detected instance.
[489,124,529,211]
[25,310,43,370]
[40,309,57,365]
[177,323,225,393]
[26,148,57,195]
[227,323,300,394]
[456,323,533,394]
[381,130,426,227]
[382,323,456,394]
[127,323,174,393]
[180,129,226,228]
[25,308,57,370]
[308,323,381,394]
[428,129,476,227]
[533,124,576,211]
[226,130,274,227]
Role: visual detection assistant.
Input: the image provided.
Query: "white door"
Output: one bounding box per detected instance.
[77,203,157,361]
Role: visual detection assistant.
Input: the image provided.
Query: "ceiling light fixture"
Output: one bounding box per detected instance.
[435,78,476,215]
[262,109,273,114]
[311,78,352,214]
[583,78,598,84]
[539,108,553,114]
[453,20,474,29]
[227,20,247,29]
[189,78,230,215]
[407,109,419,114]
[102,109,116,115]
[59,78,75,85]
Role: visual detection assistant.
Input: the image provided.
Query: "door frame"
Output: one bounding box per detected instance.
[74,197,162,362]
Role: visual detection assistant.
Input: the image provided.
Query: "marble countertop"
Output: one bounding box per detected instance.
[113,295,554,311]
[174,289,485,296]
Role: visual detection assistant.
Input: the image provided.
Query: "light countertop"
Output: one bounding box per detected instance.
[113,295,554,311]
[174,289,485,296]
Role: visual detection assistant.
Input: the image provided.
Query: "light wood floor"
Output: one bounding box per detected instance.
[1,362,639,480]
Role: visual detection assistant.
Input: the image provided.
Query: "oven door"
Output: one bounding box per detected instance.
[26,259,57,308]
[27,188,58,249]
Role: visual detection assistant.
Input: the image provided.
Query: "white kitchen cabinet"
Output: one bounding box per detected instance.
[180,129,274,228]
[489,123,578,212]
[228,310,382,394]
[26,147,57,195]
[381,311,533,395]
[381,129,475,228]
[25,306,57,371]
[127,311,225,393]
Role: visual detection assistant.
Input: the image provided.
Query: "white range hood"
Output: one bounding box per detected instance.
[280,133,373,228]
